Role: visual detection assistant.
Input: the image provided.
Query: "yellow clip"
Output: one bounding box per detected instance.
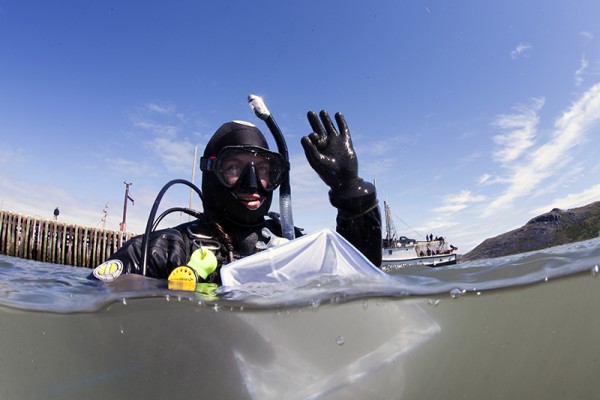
[168,266,197,291]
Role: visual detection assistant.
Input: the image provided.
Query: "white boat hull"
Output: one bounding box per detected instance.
[382,248,457,267]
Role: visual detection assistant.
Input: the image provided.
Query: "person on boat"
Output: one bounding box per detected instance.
[93,110,381,286]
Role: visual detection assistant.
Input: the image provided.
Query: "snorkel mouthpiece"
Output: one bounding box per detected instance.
[248,95,271,120]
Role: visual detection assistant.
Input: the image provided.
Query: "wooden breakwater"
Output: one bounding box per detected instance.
[0,210,136,268]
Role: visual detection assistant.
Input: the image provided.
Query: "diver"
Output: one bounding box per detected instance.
[93,110,381,286]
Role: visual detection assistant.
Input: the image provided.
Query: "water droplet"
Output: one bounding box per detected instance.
[592,265,599,277]
[121,298,127,305]
[476,292,482,296]
[427,298,441,306]
[336,335,345,345]
[310,298,321,308]
[362,300,369,310]
[544,277,549,282]
[165,295,170,302]
[213,304,220,312]
[450,288,462,299]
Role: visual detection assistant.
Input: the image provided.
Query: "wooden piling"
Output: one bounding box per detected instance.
[0,210,136,268]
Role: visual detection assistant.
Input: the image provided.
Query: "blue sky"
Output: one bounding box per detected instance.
[1,0,600,253]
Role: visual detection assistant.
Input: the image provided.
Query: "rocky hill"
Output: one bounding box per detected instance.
[461,201,600,261]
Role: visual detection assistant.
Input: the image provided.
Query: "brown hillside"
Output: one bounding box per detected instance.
[462,201,600,261]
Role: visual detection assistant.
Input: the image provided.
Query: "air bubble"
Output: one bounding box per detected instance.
[450,288,462,299]
[427,299,440,306]
[336,336,345,345]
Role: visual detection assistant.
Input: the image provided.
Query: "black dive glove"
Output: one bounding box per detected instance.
[109,228,188,279]
[301,110,376,214]
[145,229,188,277]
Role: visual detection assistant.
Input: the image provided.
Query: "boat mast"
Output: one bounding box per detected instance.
[384,201,397,241]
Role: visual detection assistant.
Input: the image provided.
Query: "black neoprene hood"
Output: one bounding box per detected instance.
[201,121,274,226]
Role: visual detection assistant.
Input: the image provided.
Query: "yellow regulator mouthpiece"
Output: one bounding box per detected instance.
[186,247,218,280]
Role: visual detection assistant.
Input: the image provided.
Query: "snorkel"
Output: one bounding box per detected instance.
[248,94,295,240]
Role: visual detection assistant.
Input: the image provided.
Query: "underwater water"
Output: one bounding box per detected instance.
[1,238,599,399]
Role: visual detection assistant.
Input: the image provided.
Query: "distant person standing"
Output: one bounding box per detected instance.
[53,207,60,220]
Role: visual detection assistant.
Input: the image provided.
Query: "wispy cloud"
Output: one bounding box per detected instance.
[433,190,486,214]
[580,31,594,40]
[104,157,162,178]
[483,83,600,216]
[492,97,544,164]
[529,183,600,216]
[510,43,532,59]
[0,146,26,164]
[574,54,589,87]
[145,102,175,114]
[132,120,180,138]
[147,137,197,175]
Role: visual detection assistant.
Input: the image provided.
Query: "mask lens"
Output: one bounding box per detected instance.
[215,147,284,191]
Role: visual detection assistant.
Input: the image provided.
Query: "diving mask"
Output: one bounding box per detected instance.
[201,146,285,192]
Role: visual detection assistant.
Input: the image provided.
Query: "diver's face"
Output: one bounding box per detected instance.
[220,153,268,210]
[220,153,273,189]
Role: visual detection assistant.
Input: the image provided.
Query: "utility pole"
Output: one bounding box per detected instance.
[101,203,109,229]
[120,182,134,232]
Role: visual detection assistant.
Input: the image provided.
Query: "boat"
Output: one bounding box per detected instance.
[382,201,458,267]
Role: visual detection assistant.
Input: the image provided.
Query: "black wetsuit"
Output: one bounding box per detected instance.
[107,203,381,285]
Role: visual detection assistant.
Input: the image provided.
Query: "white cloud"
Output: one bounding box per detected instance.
[0,147,26,164]
[478,174,491,185]
[529,184,600,216]
[104,157,161,178]
[492,97,544,164]
[483,83,600,216]
[510,43,532,59]
[146,103,175,114]
[574,54,589,87]
[147,137,197,175]
[433,190,486,214]
[580,32,594,40]
[132,120,180,138]
[0,174,106,227]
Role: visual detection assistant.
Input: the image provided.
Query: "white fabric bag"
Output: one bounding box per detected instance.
[220,228,386,286]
